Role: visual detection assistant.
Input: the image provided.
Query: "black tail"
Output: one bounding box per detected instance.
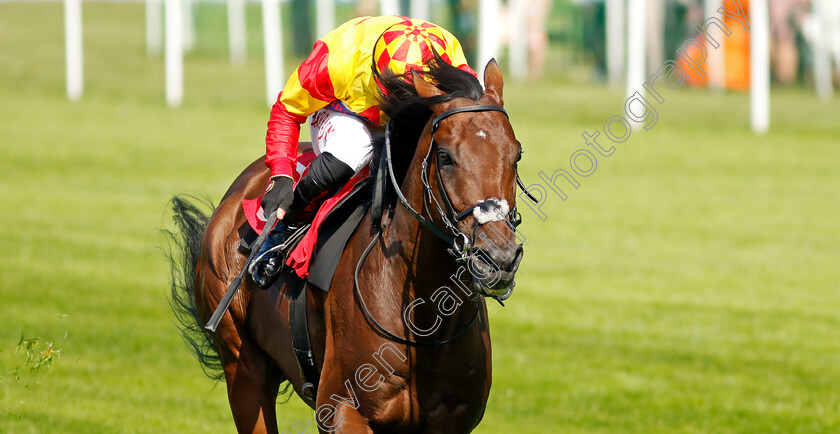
[164,196,224,381]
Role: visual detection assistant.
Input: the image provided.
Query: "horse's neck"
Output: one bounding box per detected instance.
[384,139,480,326]
[387,135,459,283]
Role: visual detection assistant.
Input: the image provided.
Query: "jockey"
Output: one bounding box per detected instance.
[250,16,476,289]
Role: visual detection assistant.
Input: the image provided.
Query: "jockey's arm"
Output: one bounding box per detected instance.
[265,40,337,180]
[265,98,308,180]
[263,40,342,220]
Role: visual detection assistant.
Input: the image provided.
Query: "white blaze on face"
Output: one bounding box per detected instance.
[476,130,487,139]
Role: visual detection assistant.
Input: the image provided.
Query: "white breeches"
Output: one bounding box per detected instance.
[309,109,379,174]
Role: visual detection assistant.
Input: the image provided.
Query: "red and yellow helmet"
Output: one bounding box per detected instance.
[373,18,454,79]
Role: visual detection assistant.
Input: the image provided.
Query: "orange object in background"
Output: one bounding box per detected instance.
[724,0,750,91]
[678,0,751,91]
[680,41,710,87]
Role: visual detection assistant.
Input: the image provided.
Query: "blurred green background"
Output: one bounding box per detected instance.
[1,1,839,433]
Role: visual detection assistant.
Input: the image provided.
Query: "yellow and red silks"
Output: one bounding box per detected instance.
[265,16,475,179]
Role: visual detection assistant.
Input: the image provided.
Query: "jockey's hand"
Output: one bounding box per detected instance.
[261,175,294,220]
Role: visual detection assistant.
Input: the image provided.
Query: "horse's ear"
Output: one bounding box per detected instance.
[412,70,444,99]
[483,58,504,106]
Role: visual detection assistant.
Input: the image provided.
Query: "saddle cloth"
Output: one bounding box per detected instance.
[242,151,370,281]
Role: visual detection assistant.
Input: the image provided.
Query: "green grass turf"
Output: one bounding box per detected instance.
[2,2,839,433]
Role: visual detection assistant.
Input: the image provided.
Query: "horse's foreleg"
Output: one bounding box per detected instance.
[312,371,374,434]
[221,336,282,434]
[326,405,374,434]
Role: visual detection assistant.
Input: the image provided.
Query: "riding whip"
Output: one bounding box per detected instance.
[204,211,278,332]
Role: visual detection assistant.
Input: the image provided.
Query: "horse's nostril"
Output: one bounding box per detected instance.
[498,245,523,272]
[472,245,523,273]
[509,245,524,272]
[472,248,493,264]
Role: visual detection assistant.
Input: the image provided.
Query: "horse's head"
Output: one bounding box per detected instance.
[411,60,524,300]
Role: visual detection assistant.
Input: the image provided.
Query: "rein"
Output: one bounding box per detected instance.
[354,231,483,347]
[354,103,533,346]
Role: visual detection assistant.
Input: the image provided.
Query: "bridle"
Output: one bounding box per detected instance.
[387,104,538,262]
[354,102,537,346]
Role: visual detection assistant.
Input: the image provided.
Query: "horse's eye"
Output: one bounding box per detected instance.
[438,149,454,166]
[516,150,523,162]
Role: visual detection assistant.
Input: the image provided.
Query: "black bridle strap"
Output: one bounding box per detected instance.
[434,105,539,206]
[384,122,457,246]
[517,173,539,203]
[431,105,508,133]
[455,206,477,222]
[386,103,517,250]
[428,105,509,227]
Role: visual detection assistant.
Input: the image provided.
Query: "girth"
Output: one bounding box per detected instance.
[289,277,319,403]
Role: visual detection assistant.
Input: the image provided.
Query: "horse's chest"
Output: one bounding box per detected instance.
[366,362,490,432]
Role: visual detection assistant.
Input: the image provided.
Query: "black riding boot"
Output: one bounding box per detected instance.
[249,222,299,289]
[249,153,355,289]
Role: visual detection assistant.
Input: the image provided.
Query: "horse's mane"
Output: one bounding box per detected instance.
[372,53,483,194]
[375,52,483,127]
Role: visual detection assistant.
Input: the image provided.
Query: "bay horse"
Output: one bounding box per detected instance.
[168,58,524,433]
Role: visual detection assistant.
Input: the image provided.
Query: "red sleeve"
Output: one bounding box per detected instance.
[298,41,335,101]
[265,92,307,178]
[264,41,336,178]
